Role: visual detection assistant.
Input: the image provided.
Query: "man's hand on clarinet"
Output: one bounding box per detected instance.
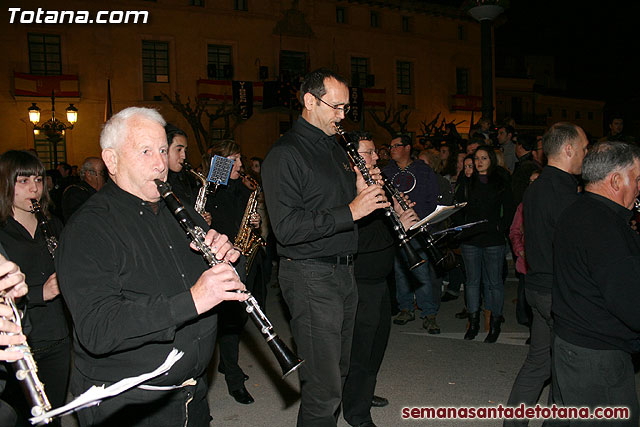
[0,254,28,361]
[190,229,240,263]
[399,208,420,230]
[0,255,28,299]
[349,183,389,221]
[190,263,247,315]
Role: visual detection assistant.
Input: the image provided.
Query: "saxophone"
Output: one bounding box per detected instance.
[183,161,209,215]
[234,173,266,274]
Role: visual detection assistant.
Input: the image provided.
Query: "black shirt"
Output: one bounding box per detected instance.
[56,180,215,385]
[0,216,68,346]
[523,165,580,294]
[354,211,395,284]
[61,179,97,222]
[553,192,640,353]
[207,178,250,240]
[262,117,357,259]
[454,173,514,247]
[167,170,197,209]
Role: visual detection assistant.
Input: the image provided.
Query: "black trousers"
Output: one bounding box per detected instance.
[553,336,638,426]
[72,372,210,427]
[279,258,358,427]
[217,251,267,392]
[505,289,553,427]
[342,279,391,426]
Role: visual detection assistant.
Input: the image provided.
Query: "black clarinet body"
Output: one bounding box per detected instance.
[334,125,426,270]
[154,180,303,378]
[30,199,57,258]
[378,176,446,267]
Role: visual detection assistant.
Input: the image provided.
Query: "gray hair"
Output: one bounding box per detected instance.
[542,122,581,158]
[100,107,166,150]
[582,141,640,184]
[80,157,101,174]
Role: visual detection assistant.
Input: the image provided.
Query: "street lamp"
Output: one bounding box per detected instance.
[28,90,78,168]
[468,2,504,124]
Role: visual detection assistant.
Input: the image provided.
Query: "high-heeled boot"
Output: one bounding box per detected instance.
[464,311,480,340]
[484,314,503,343]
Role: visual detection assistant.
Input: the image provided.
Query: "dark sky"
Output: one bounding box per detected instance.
[493,0,640,105]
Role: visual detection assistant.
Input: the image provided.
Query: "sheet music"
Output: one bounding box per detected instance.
[408,203,467,231]
[30,349,184,425]
[206,155,234,186]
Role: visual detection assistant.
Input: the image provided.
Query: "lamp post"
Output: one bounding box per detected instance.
[468,3,504,124]
[28,90,78,168]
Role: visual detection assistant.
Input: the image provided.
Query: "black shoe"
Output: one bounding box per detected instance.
[229,386,255,404]
[484,314,503,343]
[464,311,480,340]
[441,292,458,302]
[354,422,377,427]
[455,308,469,319]
[371,395,389,407]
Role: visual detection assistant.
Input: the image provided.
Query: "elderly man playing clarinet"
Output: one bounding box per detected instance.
[56,107,247,427]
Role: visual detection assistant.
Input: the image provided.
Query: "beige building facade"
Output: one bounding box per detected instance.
[1,0,485,167]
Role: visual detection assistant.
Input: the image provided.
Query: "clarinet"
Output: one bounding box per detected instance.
[30,199,57,258]
[154,179,304,378]
[334,125,426,270]
[379,175,446,267]
[0,293,52,423]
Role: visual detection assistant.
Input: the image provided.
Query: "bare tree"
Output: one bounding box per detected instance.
[367,106,412,137]
[162,92,245,154]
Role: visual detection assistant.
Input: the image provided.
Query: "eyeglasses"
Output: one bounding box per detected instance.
[312,94,350,114]
[389,143,406,149]
[358,149,378,156]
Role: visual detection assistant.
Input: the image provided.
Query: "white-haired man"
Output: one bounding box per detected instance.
[56,107,247,427]
[553,141,640,425]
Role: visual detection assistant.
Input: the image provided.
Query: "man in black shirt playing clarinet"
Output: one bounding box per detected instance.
[341,131,419,427]
[56,107,247,427]
[262,69,388,427]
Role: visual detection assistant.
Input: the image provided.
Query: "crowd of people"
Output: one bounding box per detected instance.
[0,67,639,427]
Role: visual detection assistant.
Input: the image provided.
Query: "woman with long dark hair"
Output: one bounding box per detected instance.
[455,146,514,343]
[0,150,70,425]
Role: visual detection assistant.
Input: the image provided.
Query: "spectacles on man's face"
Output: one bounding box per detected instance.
[312,94,350,114]
[389,143,406,149]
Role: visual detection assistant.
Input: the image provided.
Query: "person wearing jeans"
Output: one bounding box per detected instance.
[454,145,514,343]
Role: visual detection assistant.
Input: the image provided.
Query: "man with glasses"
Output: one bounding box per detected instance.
[61,156,107,222]
[262,68,388,427]
[342,131,418,427]
[382,134,441,334]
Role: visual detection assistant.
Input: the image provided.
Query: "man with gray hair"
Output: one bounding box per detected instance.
[552,141,640,425]
[56,107,247,426]
[505,122,588,426]
[61,156,106,222]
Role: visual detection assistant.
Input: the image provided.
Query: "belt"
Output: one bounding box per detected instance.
[311,255,354,265]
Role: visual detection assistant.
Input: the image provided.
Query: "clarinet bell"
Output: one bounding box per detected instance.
[267,337,304,378]
[402,241,427,270]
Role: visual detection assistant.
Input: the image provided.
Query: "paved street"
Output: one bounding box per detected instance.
[62,264,640,426]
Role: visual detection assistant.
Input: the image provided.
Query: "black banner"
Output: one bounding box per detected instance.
[232,81,253,120]
[348,86,363,122]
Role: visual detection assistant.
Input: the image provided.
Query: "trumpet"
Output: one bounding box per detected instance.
[154,179,304,378]
[334,125,426,270]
